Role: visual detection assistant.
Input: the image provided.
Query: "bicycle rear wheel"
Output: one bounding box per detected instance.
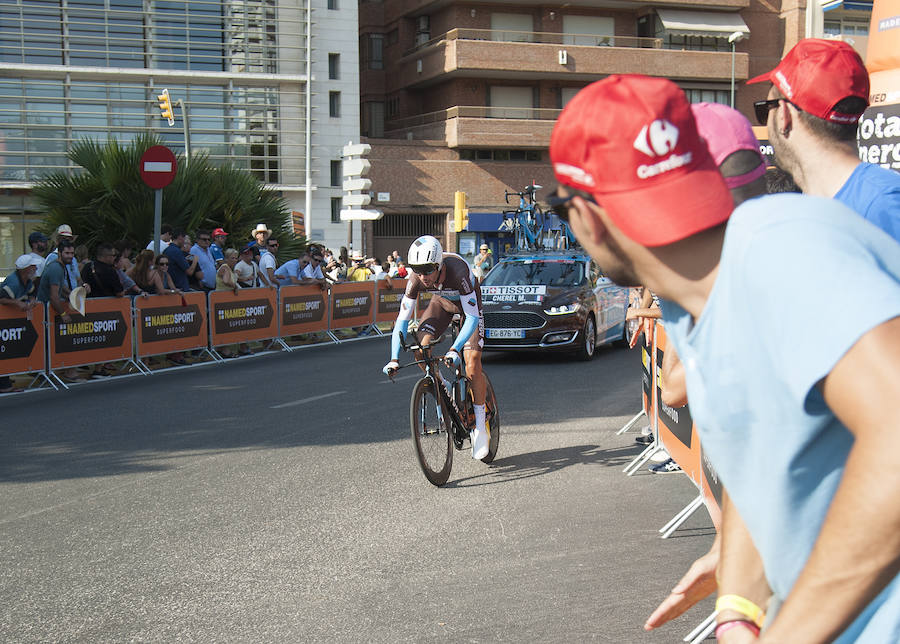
[481,374,501,464]
[410,377,453,486]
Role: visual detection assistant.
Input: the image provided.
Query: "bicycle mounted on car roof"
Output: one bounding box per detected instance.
[502,184,578,252]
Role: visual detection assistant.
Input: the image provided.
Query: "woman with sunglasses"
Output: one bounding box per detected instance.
[128,251,181,295]
[382,235,491,460]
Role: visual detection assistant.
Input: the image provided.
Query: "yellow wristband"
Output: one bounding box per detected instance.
[715,594,765,628]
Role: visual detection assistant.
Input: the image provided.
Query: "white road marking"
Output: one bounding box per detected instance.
[270,390,346,409]
[380,373,421,384]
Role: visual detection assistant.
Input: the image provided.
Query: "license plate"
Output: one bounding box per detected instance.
[487,328,525,339]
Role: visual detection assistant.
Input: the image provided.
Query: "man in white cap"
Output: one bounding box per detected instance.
[0,254,40,309]
[0,254,41,393]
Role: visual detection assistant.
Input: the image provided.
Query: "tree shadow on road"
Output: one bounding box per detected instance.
[444,442,644,488]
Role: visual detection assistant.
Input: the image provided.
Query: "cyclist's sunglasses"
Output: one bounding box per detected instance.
[410,263,439,276]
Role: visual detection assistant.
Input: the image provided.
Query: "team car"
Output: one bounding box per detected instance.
[479,250,629,359]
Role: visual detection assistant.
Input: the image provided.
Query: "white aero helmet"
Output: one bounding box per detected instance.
[408,235,443,273]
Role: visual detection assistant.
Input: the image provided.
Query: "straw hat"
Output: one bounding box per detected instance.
[69,286,86,316]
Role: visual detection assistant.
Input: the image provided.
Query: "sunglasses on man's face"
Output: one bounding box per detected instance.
[158,261,169,266]
[268,243,279,248]
[546,191,597,221]
[753,98,800,126]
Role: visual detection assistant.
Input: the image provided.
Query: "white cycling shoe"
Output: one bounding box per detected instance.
[471,426,489,460]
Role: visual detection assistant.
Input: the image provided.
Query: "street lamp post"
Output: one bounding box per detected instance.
[729,31,745,109]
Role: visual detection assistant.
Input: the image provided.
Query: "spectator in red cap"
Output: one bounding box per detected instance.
[210,228,228,267]
[549,74,900,642]
[749,38,900,241]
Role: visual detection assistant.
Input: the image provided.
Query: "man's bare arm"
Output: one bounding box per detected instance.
[761,315,900,643]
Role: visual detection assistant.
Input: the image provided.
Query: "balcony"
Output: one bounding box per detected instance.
[384,106,560,148]
[392,28,749,90]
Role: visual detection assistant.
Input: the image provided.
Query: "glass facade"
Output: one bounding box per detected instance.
[0,0,306,184]
[0,0,315,274]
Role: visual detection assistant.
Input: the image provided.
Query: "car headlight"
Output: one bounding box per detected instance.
[544,303,581,315]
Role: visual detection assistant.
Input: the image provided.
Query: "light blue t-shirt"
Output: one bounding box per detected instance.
[301,263,324,280]
[660,193,900,642]
[274,259,304,286]
[189,244,216,289]
[835,162,900,243]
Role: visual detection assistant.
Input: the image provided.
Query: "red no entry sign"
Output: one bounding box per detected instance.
[139,145,177,189]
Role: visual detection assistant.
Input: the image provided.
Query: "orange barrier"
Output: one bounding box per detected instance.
[416,291,433,319]
[208,288,278,346]
[375,278,407,323]
[279,284,329,335]
[0,302,46,377]
[654,324,702,486]
[49,297,132,369]
[134,292,208,357]
[329,282,375,330]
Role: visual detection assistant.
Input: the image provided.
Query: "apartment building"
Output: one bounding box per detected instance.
[0,0,361,274]
[357,0,872,261]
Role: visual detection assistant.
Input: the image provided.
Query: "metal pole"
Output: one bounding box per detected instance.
[304,0,313,237]
[153,188,162,256]
[730,42,736,108]
[176,99,191,166]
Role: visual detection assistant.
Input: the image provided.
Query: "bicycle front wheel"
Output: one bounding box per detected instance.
[481,374,501,464]
[410,377,453,486]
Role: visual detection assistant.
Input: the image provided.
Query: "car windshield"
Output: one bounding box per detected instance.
[482,259,585,288]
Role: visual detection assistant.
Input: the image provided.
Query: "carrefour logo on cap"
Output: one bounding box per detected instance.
[633,120,679,158]
[633,119,692,180]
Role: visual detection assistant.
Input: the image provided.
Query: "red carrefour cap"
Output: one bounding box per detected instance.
[549,75,733,247]
[747,38,869,124]
[212,227,228,237]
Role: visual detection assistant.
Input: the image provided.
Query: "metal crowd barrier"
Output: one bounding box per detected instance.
[0,279,409,391]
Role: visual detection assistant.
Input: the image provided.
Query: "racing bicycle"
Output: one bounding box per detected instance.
[390,332,500,486]
[503,183,545,251]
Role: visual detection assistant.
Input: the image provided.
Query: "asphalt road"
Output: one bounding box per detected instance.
[0,337,715,642]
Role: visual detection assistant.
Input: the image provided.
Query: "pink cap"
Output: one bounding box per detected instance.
[690,102,766,189]
[550,75,733,247]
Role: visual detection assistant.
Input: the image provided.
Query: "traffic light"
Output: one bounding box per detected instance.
[157,88,175,126]
[454,190,468,232]
[340,142,383,221]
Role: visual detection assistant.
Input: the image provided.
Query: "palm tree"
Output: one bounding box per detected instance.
[32,133,307,261]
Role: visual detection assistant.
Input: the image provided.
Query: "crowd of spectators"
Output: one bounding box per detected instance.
[0,220,412,384]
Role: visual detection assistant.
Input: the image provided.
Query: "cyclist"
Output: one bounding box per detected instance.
[383,235,490,459]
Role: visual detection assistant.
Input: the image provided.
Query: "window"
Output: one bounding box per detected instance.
[683,88,730,105]
[327,0,338,10]
[458,149,542,162]
[362,101,385,137]
[330,160,342,186]
[490,13,533,42]
[329,91,340,117]
[328,53,340,79]
[560,87,580,109]
[562,16,614,46]
[331,197,342,223]
[488,86,534,119]
[368,34,384,70]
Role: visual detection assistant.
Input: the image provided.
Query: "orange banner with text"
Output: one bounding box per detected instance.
[375,278,407,323]
[0,302,46,377]
[654,324,702,485]
[49,297,132,369]
[329,282,375,330]
[135,292,208,356]
[208,288,278,346]
[416,291,433,319]
[279,285,329,335]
